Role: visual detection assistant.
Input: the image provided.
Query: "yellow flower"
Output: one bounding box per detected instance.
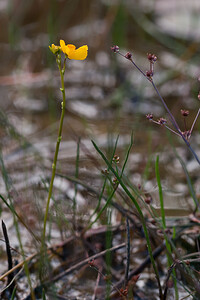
[60,40,88,60]
[49,44,60,54]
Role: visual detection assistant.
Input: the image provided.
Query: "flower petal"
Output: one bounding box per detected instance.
[68,45,88,60]
[66,44,76,51]
[59,41,88,60]
[60,40,65,48]
[60,40,67,53]
[64,44,76,56]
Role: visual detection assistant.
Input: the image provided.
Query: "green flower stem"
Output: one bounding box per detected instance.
[42,54,66,247]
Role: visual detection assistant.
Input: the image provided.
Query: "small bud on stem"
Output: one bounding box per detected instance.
[146,113,153,120]
[158,118,167,125]
[111,45,119,53]
[147,53,157,63]
[146,70,153,79]
[181,109,189,117]
[125,52,132,60]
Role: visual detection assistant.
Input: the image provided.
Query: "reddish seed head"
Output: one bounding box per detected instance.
[120,288,128,296]
[101,168,109,175]
[113,154,120,163]
[181,109,189,117]
[146,113,153,120]
[145,195,152,205]
[158,118,167,125]
[113,177,118,185]
[88,259,95,267]
[125,52,132,59]
[147,53,157,62]
[146,70,153,78]
[111,45,119,53]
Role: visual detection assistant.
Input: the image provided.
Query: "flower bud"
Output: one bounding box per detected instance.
[49,44,60,54]
[125,52,132,60]
[146,70,153,78]
[110,45,119,53]
[146,113,153,120]
[145,195,152,204]
[158,118,167,125]
[181,109,189,117]
[147,53,157,62]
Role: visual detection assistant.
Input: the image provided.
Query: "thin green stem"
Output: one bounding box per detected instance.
[155,156,165,229]
[42,54,66,248]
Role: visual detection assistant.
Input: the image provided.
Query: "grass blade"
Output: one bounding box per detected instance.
[155,155,178,300]
[91,139,163,299]
[155,156,165,228]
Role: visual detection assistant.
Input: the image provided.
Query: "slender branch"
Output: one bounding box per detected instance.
[115,49,200,165]
[190,108,200,134]
[151,81,181,133]
[151,120,181,137]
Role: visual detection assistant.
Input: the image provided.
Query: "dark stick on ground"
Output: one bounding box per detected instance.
[1,220,15,297]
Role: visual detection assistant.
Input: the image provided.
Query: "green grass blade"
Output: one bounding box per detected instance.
[10,285,17,300]
[120,132,133,176]
[73,138,80,229]
[89,177,107,222]
[87,135,120,227]
[86,186,116,230]
[155,155,165,229]
[155,155,178,299]
[42,288,47,300]
[91,139,163,298]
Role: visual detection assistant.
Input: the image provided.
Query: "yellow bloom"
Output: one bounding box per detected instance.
[60,40,88,60]
[49,44,60,54]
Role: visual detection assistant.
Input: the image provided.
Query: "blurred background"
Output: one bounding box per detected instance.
[1,0,200,132]
[0,0,200,241]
